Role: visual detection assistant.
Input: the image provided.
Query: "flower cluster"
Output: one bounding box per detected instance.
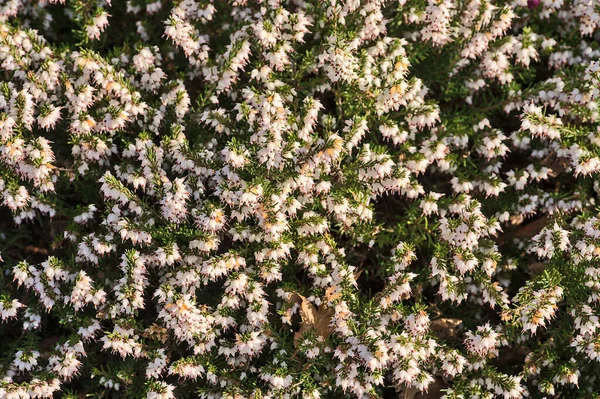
[1,0,600,398]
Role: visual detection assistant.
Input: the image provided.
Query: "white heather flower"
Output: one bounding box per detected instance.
[421,0,455,47]
[419,192,443,215]
[0,298,23,320]
[146,381,175,399]
[146,349,168,379]
[37,106,62,129]
[86,12,110,40]
[14,350,40,372]
[405,311,430,335]
[464,323,499,356]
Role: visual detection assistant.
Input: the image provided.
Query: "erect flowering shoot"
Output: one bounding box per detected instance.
[2,0,600,398]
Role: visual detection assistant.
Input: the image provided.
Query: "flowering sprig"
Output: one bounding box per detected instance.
[3,0,600,398]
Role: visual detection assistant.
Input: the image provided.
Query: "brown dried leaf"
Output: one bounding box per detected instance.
[288,292,302,304]
[513,216,548,238]
[354,269,364,280]
[414,378,449,399]
[143,323,169,344]
[529,262,546,274]
[497,215,548,244]
[430,318,462,341]
[291,293,335,346]
[396,387,419,399]
[24,245,49,256]
[541,151,568,176]
[325,286,342,302]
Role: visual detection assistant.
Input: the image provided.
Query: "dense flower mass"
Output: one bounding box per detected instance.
[1,0,600,398]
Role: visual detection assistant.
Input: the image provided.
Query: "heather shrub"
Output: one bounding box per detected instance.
[1,0,600,398]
